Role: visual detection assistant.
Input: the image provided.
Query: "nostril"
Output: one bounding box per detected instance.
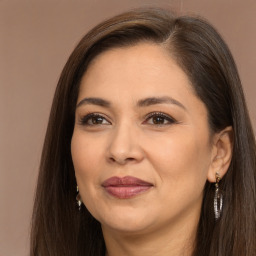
[126,157,135,162]
[109,156,135,164]
[110,157,115,162]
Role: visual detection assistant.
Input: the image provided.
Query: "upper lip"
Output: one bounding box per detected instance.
[102,176,153,187]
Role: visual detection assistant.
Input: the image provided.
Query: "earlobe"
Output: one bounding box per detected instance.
[207,126,233,183]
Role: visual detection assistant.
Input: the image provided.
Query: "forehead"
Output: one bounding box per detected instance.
[79,43,195,100]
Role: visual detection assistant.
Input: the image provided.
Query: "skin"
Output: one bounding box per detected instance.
[71,43,233,256]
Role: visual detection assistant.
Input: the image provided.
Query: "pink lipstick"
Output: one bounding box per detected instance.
[102,176,153,199]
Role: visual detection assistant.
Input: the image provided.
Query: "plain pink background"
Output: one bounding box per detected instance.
[0,1,255,255]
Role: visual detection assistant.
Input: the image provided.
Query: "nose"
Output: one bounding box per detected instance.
[106,122,144,165]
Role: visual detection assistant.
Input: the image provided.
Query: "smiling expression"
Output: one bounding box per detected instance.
[71,43,214,235]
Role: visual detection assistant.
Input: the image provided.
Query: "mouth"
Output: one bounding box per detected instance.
[102,176,153,199]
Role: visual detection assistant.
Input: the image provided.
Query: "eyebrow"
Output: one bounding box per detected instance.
[137,96,187,111]
[76,96,187,111]
[76,97,111,108]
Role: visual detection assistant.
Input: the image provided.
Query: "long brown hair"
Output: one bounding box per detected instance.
[30,8,256,256]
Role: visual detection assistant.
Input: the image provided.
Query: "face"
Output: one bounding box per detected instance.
[71,43,214,236]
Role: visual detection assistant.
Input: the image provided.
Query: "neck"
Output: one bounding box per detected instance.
[102,214,198,256]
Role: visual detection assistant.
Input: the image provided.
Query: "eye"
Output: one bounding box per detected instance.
[144,112,176,125]
[79,113,111,126]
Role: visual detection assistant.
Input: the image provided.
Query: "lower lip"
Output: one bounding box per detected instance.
[104,186,152,199]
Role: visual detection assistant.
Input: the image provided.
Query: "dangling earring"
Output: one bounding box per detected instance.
[214,172,223,220]
[76,185,82,211]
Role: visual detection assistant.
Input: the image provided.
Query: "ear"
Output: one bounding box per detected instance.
[207,126,233,183]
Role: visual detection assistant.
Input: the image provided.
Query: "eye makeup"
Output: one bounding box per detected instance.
[78,113,111,126]
[78,111,177,128]
[143,112,177,126]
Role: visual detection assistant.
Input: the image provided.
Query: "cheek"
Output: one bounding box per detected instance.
[146,129,211,189]
[71,131,104,185]
[71,131,106,215]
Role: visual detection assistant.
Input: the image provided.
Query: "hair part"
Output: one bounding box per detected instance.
[30,7,256,256]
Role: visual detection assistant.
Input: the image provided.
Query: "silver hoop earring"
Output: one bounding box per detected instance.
[76,186,82,211]
[214,172,223,220]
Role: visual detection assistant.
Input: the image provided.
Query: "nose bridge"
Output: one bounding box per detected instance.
[107,119,142,164]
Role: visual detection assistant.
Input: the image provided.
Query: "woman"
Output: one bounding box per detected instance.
[30,8,256,256]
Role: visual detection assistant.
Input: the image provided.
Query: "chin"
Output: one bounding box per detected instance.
[98,208,155,234]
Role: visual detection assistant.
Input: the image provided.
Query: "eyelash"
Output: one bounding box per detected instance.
[79,113,110,126]
[78,112,176,127]
[144,112,177,125]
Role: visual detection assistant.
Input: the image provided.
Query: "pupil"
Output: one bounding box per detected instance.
[92,117,103,124]
[153,116,164,124]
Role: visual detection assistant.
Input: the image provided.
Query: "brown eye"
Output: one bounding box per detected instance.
[144,112,176,126]
[152,116,166,124]
[79,114,111,126]
[91,116,104,124]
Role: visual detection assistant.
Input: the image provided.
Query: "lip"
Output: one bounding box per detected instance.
[102,176,153,199]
